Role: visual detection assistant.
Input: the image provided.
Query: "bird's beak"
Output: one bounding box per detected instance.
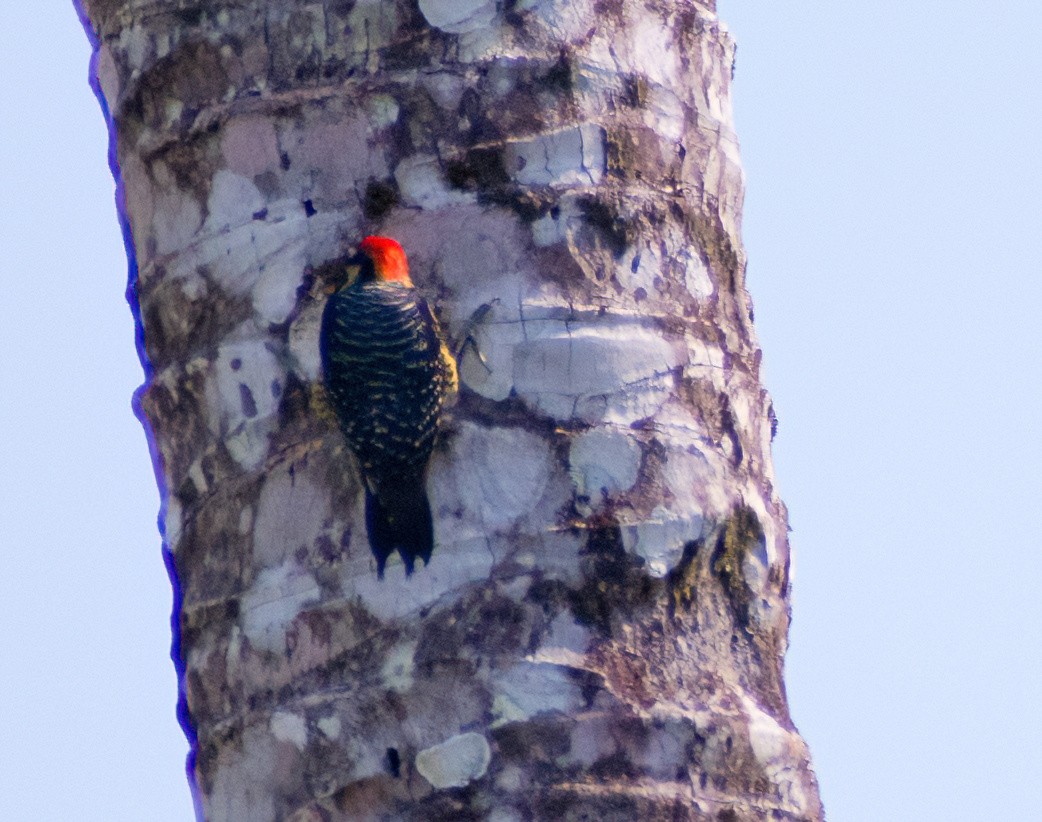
[343,262,362,288]
[330,250,364,291]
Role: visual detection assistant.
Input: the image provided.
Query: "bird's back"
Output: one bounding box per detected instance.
[320,281,453,483]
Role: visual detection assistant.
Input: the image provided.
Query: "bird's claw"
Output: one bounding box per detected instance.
[454,298,500,372]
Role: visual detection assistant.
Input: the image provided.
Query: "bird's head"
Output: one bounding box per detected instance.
[339,236,412,288]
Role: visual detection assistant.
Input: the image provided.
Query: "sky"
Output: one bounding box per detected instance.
[0,3,1039,820]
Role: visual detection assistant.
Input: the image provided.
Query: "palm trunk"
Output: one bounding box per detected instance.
[80,0,822,818]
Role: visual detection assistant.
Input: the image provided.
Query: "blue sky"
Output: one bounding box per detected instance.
[724,2,1042,818]
[1,3,1039,820]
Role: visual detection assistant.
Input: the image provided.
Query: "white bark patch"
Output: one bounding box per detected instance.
[633,719,695,780]
[221,116,281,178]
[739,693,812,815]
[253,467,331,567]
[512,323,677,424]
[270,711,308,750]
[205,170,266,233]
[241,561,321,654]
[210,336,284,469]
[166,199,341,325]
[741,693,789,764]
[628,16,680,89]
[491,661,585,727]
[446,423,554,532]
[660,445,713,512]
[458,316,524,402]
[278,116,388,202]
[504,125,606,187]
[250,208,342,326]
[682,249,714,300]
[516,0,594,42]
[568,428,641,507]
[365,95,400,129]
[513,530,585,585]
[621,507,704,578]
[383,206,528,328]
[488,811,524,822]
[415,732,492,789]
[224,625,243,676]
[163,498,183,547]
[239,506,253,535]
[118,23,150,72]
[96,45,120,114]
[395,154,474,209]
[348,535,494,620]
[541,611,591,655]
[316,716,341,740]
[152,189,202,256]
[419,70,467,110]
[208,726,277,822]
[287,293,326,383]
[380,641,417,693]
[641,85,686,143]
[119,153,154,262]
[568,714,617,767]
[418,0,496,33]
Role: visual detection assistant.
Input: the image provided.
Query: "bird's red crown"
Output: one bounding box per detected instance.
[360,236,411,285]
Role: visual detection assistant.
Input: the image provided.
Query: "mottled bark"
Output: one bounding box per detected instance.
[80,0,822,819]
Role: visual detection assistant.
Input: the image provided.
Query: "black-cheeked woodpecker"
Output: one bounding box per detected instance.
[320,236,457,577]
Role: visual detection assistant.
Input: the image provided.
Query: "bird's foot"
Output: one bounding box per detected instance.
[454,298,500,373]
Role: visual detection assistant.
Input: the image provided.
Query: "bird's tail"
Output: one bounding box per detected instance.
[364,476,434,578]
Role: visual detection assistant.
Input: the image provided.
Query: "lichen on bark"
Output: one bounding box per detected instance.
[80,0,823,819]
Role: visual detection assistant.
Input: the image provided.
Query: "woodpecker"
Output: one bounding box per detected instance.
[320,236,457,577]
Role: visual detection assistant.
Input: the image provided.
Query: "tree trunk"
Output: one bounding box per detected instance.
[80,0,823,819]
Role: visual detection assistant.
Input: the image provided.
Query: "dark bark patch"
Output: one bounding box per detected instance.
[384,28,448,72]
[139,366,213,492]
[712,505,766,627]
[239,383,258,418]
[493,717,572,763]
[535,787,662,821]
[266,7,325,91]
[363,178,400,219]
[331,774,398,818]
[173,7,204,26]
[455,87,503,144]
[445,147,510,191]
[621,73,649,108]
[126,40,227,131]
[680,379,744,467]
[688,209,741,293]
[606,125,681,186]
[452,390,558,437]
[577,195,632,258]
[666,538,704,617]
[525,577,570,617]
[539,50,573,93]
[570,525,658,636]
[593,0,626,23]
[530,243,588,294]
[415,589,531,667]
[590,750,636,780]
